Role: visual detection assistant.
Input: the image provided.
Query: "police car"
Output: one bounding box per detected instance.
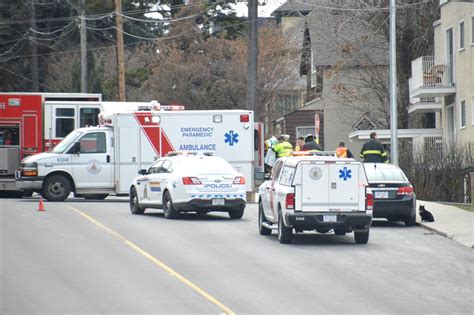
[258,152,373,244]
[129,152,247,219]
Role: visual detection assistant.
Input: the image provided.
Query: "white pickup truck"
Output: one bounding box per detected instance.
[258,154,373,244]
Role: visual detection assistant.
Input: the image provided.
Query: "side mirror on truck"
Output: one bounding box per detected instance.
[138,169,147,175]
[68,142,81,154]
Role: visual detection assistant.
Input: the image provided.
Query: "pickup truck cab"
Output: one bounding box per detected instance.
[258,154,373,244]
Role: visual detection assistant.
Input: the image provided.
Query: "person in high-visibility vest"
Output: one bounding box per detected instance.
[273,135,293,158]
[360,132,388,163]
[335,141,354,158]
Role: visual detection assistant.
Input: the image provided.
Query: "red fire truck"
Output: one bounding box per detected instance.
[0,93,102,196]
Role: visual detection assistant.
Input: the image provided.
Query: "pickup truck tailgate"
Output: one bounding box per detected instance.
[294,161,365,212]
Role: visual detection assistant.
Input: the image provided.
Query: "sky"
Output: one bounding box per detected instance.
[230,0,287,18]
[145,0,287,19]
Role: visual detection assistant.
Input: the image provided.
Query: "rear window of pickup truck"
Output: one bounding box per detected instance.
[279,166,295,186]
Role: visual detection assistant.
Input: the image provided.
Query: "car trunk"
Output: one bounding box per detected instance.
[369,182,409,201]
[193,173,239,193]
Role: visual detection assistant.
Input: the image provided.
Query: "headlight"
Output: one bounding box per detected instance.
[24,162,38,169]
[21,162,38,176]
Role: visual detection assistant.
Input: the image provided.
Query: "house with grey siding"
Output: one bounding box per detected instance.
[272,0,390,154]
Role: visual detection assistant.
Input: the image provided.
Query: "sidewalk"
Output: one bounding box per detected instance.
[416,200,474,249]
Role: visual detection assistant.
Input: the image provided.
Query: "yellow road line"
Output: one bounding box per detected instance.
[68,206,236,315]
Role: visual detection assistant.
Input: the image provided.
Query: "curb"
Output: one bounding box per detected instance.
[417,222,474,249]
[417,222,449,238]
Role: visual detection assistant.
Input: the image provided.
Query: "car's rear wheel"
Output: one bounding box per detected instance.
[354,229,369,244]
[404,213,416,227]
[129,187,144,215]
[258,201,272,235]
[42,175,71,201]
[162,191,179,219]
[228,208,244,219]
[278,212,292,244]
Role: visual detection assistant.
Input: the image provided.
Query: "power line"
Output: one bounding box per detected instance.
[292,0,432,11]
[29,20,75,35]
[0,14,252,62]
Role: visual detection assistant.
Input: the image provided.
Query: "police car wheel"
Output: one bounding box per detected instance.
[129,187,145,215]
[354,230,370,244]
[258,201,272,235]
[42,175,71,201]
[278,212,292,244]
[162,191,179,219]
[228,208,244,219]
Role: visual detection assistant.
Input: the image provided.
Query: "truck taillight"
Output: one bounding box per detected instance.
[240,114,250,122]
[397,186,414,196]
[182,177,202,185]
[366,193,374,210]
[285,193,295,209]
[233,176,245,185]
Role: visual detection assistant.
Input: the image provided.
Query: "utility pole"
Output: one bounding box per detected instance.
[114,0,126,101]
[80,0,87,93]
[247,0,258,120]
[389,0,398,165]
[30,0,39,91]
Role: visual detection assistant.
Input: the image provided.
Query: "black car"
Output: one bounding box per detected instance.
[364,163,416,226]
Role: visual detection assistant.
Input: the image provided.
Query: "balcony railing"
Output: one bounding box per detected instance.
[410,56,456,98]
[412,56,454,88]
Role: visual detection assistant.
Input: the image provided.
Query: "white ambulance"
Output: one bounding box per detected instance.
[16,108,258,201]
[258,153,373,244]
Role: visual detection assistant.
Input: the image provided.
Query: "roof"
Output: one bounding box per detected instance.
[272,0,314,15]
[349,129,443,142]
[304,2,389,67]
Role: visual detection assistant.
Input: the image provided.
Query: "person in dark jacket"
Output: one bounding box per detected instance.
[301,134,323,152]
[360,132,388,163]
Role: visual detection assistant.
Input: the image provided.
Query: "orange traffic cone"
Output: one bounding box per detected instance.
[37,197,45,212]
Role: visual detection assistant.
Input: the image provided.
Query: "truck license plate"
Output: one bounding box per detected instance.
[212,198,225,206]
[323,215,337,223]
[375,191,389,199]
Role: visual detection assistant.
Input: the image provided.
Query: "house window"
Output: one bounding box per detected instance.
[471,96,474,125]
[460,100,466,128]
[311,49,317,88]
[296,126,315,139]
[472,16,474,44]
[459,21,465,50]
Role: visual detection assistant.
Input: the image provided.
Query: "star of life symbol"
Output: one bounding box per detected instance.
[338,167,352,181]
[224,131,239,146]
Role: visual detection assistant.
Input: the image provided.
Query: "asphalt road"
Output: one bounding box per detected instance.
[1,196,473,314]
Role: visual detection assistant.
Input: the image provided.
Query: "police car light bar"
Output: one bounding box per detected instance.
[166,151,198,157]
